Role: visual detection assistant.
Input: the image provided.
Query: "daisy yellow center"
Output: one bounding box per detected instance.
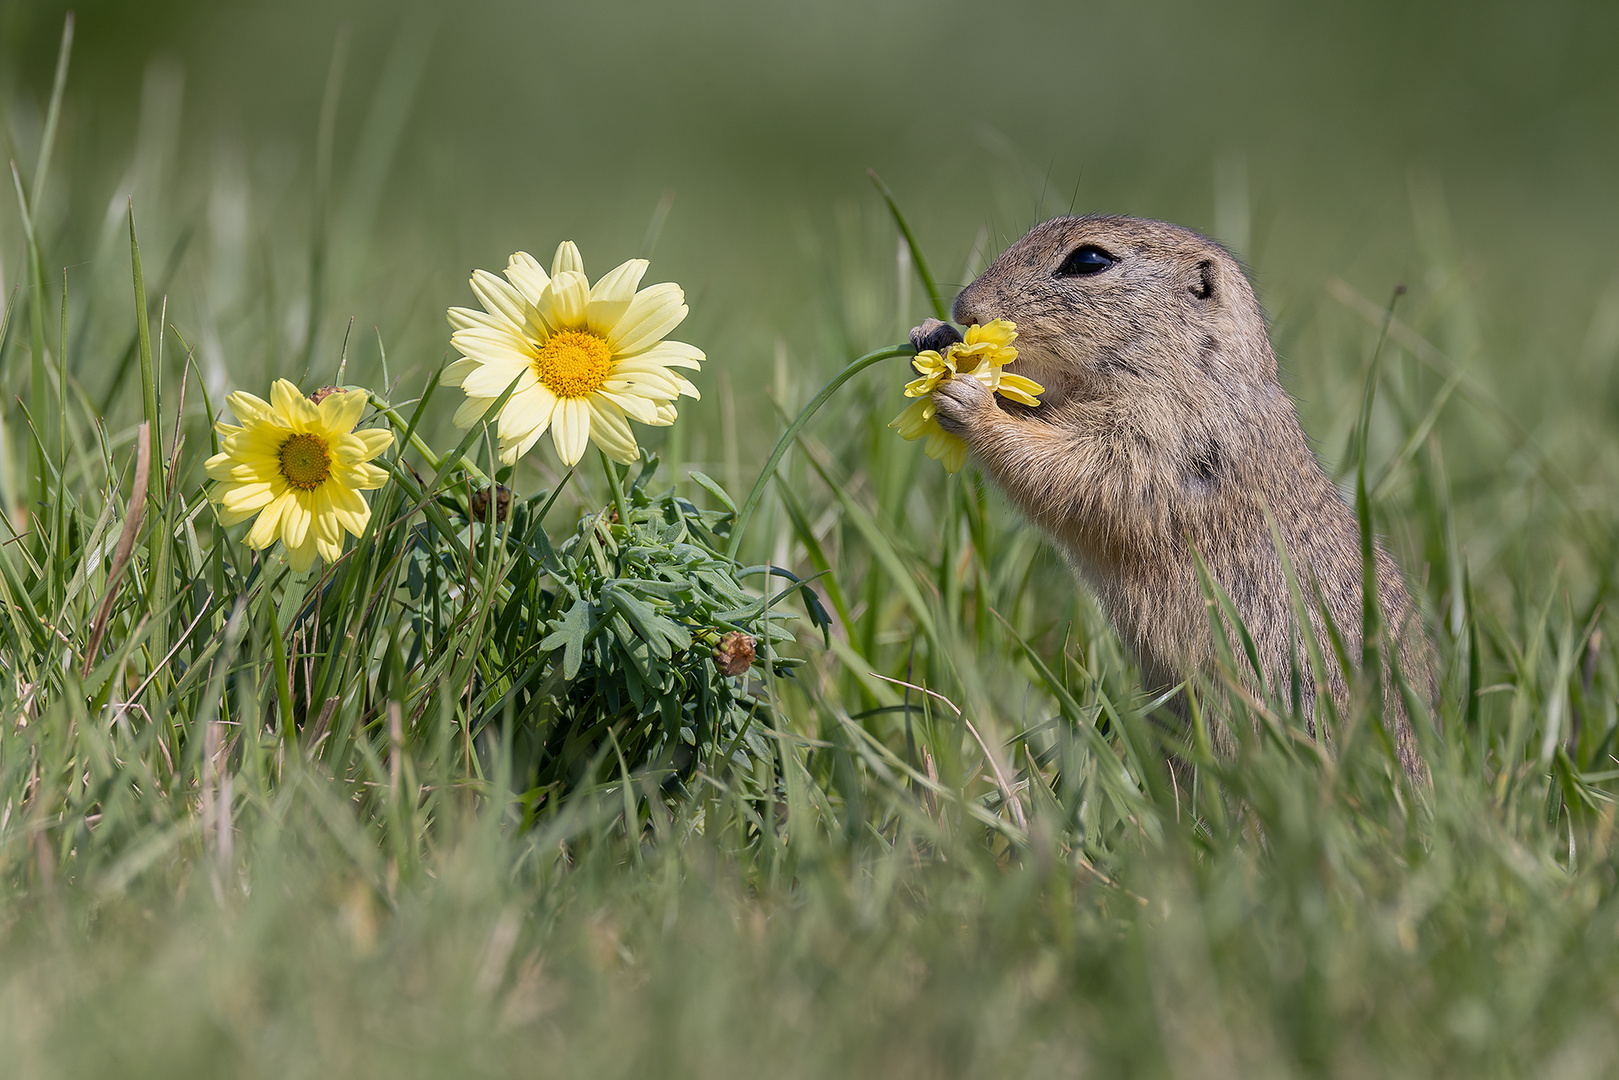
[279,432,332,490]
[533,329,613,399]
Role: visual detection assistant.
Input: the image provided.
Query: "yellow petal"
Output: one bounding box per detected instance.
[316,388,366,434]
[889,398,935,441]
[271,379,320,430]
[205,451,237,480]
[245,493,291,550]
[995,373,1045,406]
[344,428,395,461]
[964,319,1017,348]
[285,532,318,572]
[215,500,260,527]
[281,491,313,550]
[220,481,276,513]
[335,461,390,491]
[225,390,275,426]
[327,482,371,535]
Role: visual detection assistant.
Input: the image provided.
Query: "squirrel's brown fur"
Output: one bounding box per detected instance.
[919,215,1432,777]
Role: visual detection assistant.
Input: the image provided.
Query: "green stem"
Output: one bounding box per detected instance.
[368,397,492,486]
[868,169,949,323]
[600,449,631,525]
[129,206,163,502]
[263,573,297,746]
[726,344,913,560]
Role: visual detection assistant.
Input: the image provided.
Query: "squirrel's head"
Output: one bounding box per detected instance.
[953,216,1274,408]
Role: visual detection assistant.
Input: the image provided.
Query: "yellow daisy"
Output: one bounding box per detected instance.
[890,320,1043,474]
[443,241,702,466]
[205,379,394,571]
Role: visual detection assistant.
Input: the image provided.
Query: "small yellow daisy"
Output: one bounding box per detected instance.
[205,379,394,571]
[443,241,702,466]
[889,320,1043,474]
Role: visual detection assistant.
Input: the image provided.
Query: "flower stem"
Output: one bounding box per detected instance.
[261,571,297,746]
[600,449,631,525]
[726,343,913,560]
[368,397,492,486]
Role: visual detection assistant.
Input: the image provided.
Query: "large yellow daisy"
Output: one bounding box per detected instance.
[443,241,702,466]
[206,380,394,571]
[890,320,1043,474]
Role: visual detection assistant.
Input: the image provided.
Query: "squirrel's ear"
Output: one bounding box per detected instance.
[1189,259,1216,301]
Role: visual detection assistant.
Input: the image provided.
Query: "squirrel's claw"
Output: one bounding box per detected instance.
[910,318,963,356]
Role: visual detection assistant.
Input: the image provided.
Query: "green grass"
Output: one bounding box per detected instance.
[3,4,1619,1076]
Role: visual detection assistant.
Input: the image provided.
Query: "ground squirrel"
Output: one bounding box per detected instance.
[915,215,1432,778]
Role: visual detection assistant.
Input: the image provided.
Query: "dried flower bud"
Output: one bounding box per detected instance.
[469,483,512,524]
[309,386,342,405]
[712,631,756,677]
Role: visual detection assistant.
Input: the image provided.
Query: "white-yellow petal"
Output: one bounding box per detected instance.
[459,356,535,399]
[451,325,536,366]
[552,397,591,466]
[586,258,649,337]
[546,270,589,330]
[453,395,499,428]
[551,241,585,279]
[470,270,532,334]
[608,284,686,355]
[448,305,510,333]
[441,357,479,386]
[596,388,660,425]
[504,250,552,306]
[587,398,640,464]
[497,382,558,441]
[616,339,704,368]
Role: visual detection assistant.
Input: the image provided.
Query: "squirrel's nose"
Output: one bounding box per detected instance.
[952,288,987,328]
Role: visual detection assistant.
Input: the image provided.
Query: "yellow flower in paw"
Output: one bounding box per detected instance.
[443,242,703,467]
[889,319,1042,474]
[206,380,394,572]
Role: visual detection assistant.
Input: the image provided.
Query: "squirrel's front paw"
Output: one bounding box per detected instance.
[932,377,993,437]
[910,318,963,356]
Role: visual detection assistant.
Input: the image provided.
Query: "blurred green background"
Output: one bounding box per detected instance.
[6,5,1619,1075]
[4,0,1617,435]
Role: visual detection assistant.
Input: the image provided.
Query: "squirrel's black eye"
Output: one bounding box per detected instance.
[1056,245,1115,277]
